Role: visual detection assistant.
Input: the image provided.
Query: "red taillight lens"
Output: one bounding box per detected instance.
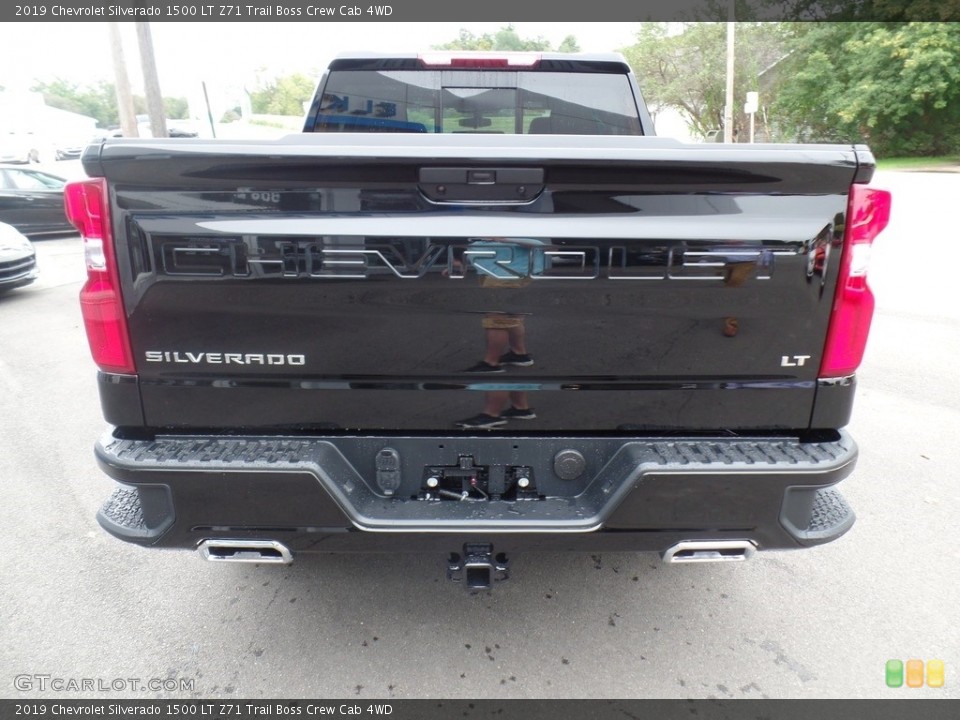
[418,52,541,69]
[819,185,892,378]
[65,179,135,375]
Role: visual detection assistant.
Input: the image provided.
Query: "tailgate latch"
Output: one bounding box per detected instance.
[418,167,544,204]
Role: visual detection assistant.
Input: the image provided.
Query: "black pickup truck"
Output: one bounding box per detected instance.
[71,52,891,589]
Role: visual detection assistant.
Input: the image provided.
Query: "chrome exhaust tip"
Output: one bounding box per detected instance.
[198,539,293,565]
[662,540,756,564]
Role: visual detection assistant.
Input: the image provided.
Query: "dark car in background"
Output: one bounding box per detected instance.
[0,221,38,293]
[0,165,72,236]
[54,141,86,161]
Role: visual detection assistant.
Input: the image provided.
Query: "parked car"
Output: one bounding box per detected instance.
[166,124,200,138]
[110,117,200,139]
[54,139,88,161]
[0,132,42,164]
[0,221,38,293]
[0,165,72,236]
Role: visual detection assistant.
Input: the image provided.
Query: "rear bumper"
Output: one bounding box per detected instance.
[94,430,857,555]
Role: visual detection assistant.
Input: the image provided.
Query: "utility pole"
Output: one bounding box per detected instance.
[135,22,167,138]
[108,23,138,137]
[202,81,217,139]
[723,1,736,143]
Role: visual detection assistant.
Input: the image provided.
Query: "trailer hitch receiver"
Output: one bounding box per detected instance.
[447,543,509,591]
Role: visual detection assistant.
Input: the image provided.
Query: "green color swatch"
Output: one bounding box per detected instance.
[886,659,904,688]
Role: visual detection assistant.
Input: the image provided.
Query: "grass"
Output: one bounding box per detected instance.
[875,156,960,170]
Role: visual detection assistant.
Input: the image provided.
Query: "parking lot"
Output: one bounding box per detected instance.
[0,170,957,699]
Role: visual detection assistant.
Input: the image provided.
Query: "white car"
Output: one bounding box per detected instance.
[0,220,38,293]
[0,132,41,164]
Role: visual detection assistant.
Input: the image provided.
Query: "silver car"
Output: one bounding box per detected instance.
[0,221,38,293]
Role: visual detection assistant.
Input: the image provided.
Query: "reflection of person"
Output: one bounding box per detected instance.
[462,237,543,372]
[458,313,536,429]
[455,238,541,429]
[721,262,752,338]
[717,249,772,338]
[456,389,535,430]
[465,313,532,373]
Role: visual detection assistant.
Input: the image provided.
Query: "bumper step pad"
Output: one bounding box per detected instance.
[95,432,858,546]
[99,486,147,534]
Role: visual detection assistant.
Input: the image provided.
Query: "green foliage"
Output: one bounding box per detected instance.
[558,35,581,53]
[875,155,960,170]
[622,20,960,156]
[436,29,495,51]
[770,22,960,156]
[32,78,118,128]
[31,78,189,127]
[249,72,316,116]
[621,23,786,139]
[434,24,568,52]
[163,96,189,120]
[759,0,960,22]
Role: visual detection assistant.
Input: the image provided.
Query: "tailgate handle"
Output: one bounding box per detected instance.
[418,167,544,205]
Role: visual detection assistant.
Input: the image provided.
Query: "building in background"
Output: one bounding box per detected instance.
[0,90,98,162]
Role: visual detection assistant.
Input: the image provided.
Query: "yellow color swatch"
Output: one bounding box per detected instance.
[927,660,945,688]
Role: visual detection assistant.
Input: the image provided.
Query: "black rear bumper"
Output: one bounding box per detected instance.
[94,431,857,555]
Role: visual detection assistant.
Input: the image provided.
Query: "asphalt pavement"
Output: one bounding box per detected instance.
[0,170,956,700]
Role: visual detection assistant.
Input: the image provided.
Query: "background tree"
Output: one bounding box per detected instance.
[220,107,242,124]
[163,96,189,120]
[32,79,119,128]
[249,72,316,116]
[621,22,787,140]
[769,22,960,156]
[757,0,960,22]
[32,78,189,127]
[434,25,571,52]
[558,35,581,53]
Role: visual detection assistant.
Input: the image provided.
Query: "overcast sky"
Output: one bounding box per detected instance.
[3,22,641,98]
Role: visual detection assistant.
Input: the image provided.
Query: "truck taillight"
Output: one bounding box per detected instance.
[418,52,541,69]
[819,185,891,378]
[65,178,135,375]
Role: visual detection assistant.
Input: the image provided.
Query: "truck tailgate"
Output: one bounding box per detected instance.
[85,135,864,433]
